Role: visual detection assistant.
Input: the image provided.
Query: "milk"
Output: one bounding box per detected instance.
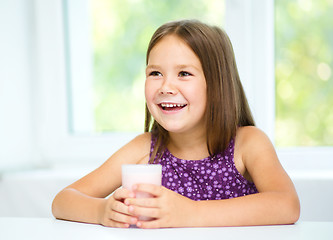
[121,164,162,221]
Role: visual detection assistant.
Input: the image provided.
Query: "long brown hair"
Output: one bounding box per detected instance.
[145,20,255,163]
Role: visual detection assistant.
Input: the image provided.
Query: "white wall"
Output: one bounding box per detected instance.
[0,0,36,170]
[293,176,333,221]
[0,168,93,217]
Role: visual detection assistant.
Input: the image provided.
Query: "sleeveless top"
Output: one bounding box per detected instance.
[149,137,258,201]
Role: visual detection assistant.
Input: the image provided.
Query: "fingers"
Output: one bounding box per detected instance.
[113,187,135,201]
[108,184,165,228]
[123,184,165,222]
[101,202,138,228]
[103,219,130,228]
[106,208,138,227]
[110,198,132,215]
[132,183,163,197]
[128,204,160,219]
[100,189,138,228]
[125,196,157,208]
[136,219,162,229]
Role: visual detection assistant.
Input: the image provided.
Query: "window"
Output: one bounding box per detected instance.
[64,0,225,134]
[28,0,332,170]
[275,0,333,147]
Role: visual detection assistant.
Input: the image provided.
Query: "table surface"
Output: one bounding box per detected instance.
[1,218,332,240]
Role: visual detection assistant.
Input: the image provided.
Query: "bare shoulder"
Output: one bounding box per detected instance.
[236,125,269,140]
[236,126,274,154]
[126,132,152,149]
[112,132,152,164]
[235,126,288,185]
[235,126,278,173]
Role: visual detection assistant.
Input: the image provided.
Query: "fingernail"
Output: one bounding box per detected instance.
[128,205,134,212]
[131,217,137,224]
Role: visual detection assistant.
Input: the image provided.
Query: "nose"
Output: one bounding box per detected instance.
[159,78,178,95]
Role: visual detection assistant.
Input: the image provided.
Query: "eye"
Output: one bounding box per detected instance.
[178,71,192,77]
[149,71,162,77]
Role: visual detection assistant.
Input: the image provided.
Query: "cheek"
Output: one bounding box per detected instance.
[191,86,207,115]
[144,80,153,102]
[144,84,157,118]
[188,85,206,105]
[198,81,207,106]
[145,80,159,109]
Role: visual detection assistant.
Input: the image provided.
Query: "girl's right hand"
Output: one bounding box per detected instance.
[98,188,138,228]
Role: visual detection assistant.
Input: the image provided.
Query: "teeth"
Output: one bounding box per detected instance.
[161,103,186,108]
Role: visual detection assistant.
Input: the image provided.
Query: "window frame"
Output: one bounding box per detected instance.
[34,0,333,170]
[33,0,138,167]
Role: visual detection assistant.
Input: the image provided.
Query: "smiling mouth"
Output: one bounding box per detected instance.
[159,103,187,111]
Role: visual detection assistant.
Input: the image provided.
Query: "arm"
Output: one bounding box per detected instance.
[194,126,300,226]
[125,127,300,228]
[51,133,151,227]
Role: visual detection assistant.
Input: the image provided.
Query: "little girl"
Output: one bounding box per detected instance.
[52,20,300,228]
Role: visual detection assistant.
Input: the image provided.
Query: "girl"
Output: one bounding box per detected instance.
[52,20,300,228]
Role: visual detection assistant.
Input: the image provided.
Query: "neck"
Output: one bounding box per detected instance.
[167,130,209,160]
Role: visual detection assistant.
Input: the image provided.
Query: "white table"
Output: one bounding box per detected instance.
[0,218,332,240]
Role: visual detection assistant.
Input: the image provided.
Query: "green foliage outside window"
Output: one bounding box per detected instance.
[275,0,333,146]
[91,0,333,146]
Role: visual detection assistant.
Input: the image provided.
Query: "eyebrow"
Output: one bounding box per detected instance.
[146,64,201,71]
[146,64,160,70]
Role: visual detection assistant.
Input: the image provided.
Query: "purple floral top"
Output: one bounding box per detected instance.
[149,137,258,201]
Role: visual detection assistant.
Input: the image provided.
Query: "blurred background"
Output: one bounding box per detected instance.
[0,0,332,221]
[88,0,333,146]
[275,0,333,146]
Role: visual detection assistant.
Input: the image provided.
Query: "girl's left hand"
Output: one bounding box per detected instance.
[124,184,196,228]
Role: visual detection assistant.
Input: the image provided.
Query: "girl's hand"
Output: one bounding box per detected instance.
[124,184,196,228]
[98,188,138,228]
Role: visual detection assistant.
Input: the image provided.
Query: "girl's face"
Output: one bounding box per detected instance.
[145,35,207,135]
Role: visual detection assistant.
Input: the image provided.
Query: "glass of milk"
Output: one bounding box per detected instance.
[122,164,162,220]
